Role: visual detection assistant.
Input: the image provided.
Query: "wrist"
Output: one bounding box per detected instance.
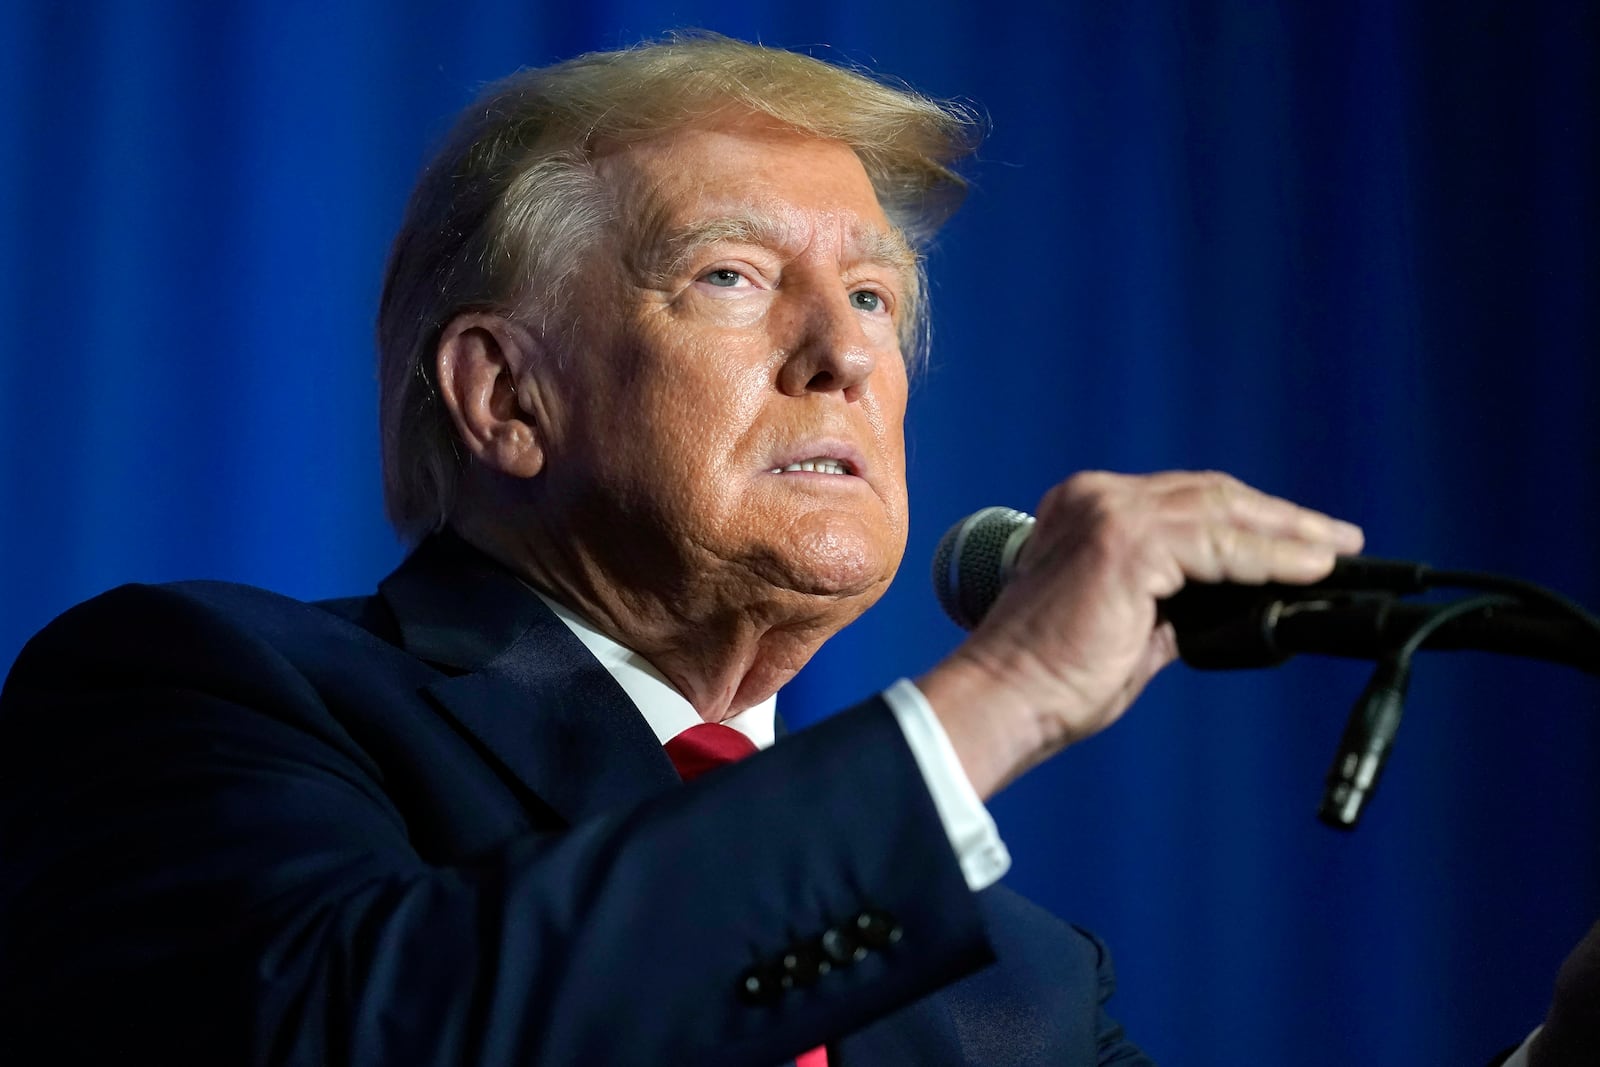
[916,650,1060,799]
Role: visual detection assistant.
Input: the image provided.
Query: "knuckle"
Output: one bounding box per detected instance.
[1202,470,1239,499]
[1203,473,1261,520]
[1205,523,1241,563]
[1058,469,1112,499]
[1042,470,1112,519]
[1093,503,1143,548]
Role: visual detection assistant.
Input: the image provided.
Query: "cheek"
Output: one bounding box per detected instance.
[648,344,770,452]
[614,352,771,514]
[870,374,911,479]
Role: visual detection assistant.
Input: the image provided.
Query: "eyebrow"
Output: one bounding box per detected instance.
[642,208,920,285]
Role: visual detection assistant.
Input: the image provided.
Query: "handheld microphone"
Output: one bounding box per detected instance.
[932,505,1430,657]
[932,505,1599,830]
[931,505,1598,672]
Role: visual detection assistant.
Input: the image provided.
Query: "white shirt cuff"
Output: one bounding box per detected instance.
[1497,1027,1540,1067]
[881,677,1011,891]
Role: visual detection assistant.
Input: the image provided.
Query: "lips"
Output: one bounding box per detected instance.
[770,458,854,475]
[765,440,866,478]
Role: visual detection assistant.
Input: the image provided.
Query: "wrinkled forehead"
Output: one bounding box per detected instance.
[589,117,911,272]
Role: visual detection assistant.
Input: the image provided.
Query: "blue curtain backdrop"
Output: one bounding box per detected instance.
[2,2,1595,1063]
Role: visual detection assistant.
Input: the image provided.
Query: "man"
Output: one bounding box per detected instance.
[0,34,1383,1064]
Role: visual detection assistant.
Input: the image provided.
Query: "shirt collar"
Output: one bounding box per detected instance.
[532,590,777,751]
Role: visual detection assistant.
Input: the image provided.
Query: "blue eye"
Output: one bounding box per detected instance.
[850,290,883,312]
[704,269,742,287]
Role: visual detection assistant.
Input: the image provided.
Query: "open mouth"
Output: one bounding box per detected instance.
[769,458,856,476]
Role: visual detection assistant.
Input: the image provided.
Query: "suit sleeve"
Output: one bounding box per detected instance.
[1075,925,1157,1066]
[0,584,993,1066]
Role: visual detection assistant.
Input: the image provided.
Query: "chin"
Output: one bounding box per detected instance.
[750,516,906,603]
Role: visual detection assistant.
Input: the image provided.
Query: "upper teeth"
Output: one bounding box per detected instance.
[772,459,850,475]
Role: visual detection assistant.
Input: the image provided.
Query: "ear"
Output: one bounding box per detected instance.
[434,312,548,479]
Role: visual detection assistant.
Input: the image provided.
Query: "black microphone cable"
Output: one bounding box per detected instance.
[1316,593,1513,830]
[1413,567,1600,643]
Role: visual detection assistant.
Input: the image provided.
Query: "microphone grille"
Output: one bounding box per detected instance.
[932,506,1035,630]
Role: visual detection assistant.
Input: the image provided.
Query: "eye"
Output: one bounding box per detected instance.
[702,268,745,288]
[850,289,886,313]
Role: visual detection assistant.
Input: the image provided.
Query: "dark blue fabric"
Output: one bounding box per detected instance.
[0,536,1141,1064]
[1,3,1594,1064]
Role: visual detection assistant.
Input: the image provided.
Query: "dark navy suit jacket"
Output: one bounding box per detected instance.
[0,535,1152,1065]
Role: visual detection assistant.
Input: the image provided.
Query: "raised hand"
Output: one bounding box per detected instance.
[921,471,1364,798]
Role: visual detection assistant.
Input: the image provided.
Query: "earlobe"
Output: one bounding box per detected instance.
[434,313,547,479]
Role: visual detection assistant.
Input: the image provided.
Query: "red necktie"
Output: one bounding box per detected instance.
[662,723,830,1067]
[662,721,759,782]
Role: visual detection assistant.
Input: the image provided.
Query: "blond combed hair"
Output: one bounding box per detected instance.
[377,32,983,541]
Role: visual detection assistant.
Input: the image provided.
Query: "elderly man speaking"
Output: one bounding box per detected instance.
[0,35,1365,1065]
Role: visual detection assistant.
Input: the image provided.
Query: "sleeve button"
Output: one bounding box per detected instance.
[738,963,780,1005]
[822,925,867,965]
[854,910,903,950]
[781,941,829,987]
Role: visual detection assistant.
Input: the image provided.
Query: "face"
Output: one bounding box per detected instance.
[527,117,913,613]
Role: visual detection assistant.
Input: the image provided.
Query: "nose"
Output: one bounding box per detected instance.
[775,285,882,401]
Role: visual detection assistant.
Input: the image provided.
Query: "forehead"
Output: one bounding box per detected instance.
[591,118,897,251]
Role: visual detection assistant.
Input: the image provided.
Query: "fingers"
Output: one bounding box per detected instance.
[932,469,1365,796]
[1156,472,1363,554]
[1174,473,1364,585]
[1186,525,1342,585]
[1045,470,1364,590]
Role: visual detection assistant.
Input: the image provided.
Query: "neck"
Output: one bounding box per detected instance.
[451,513,863,722]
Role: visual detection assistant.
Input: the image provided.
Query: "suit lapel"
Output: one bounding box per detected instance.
[378,538,984,1065]
[425,621,682,824]
[379,533,680,825]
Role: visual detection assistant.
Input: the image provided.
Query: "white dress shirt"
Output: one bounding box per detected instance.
[536,592,1011,891]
